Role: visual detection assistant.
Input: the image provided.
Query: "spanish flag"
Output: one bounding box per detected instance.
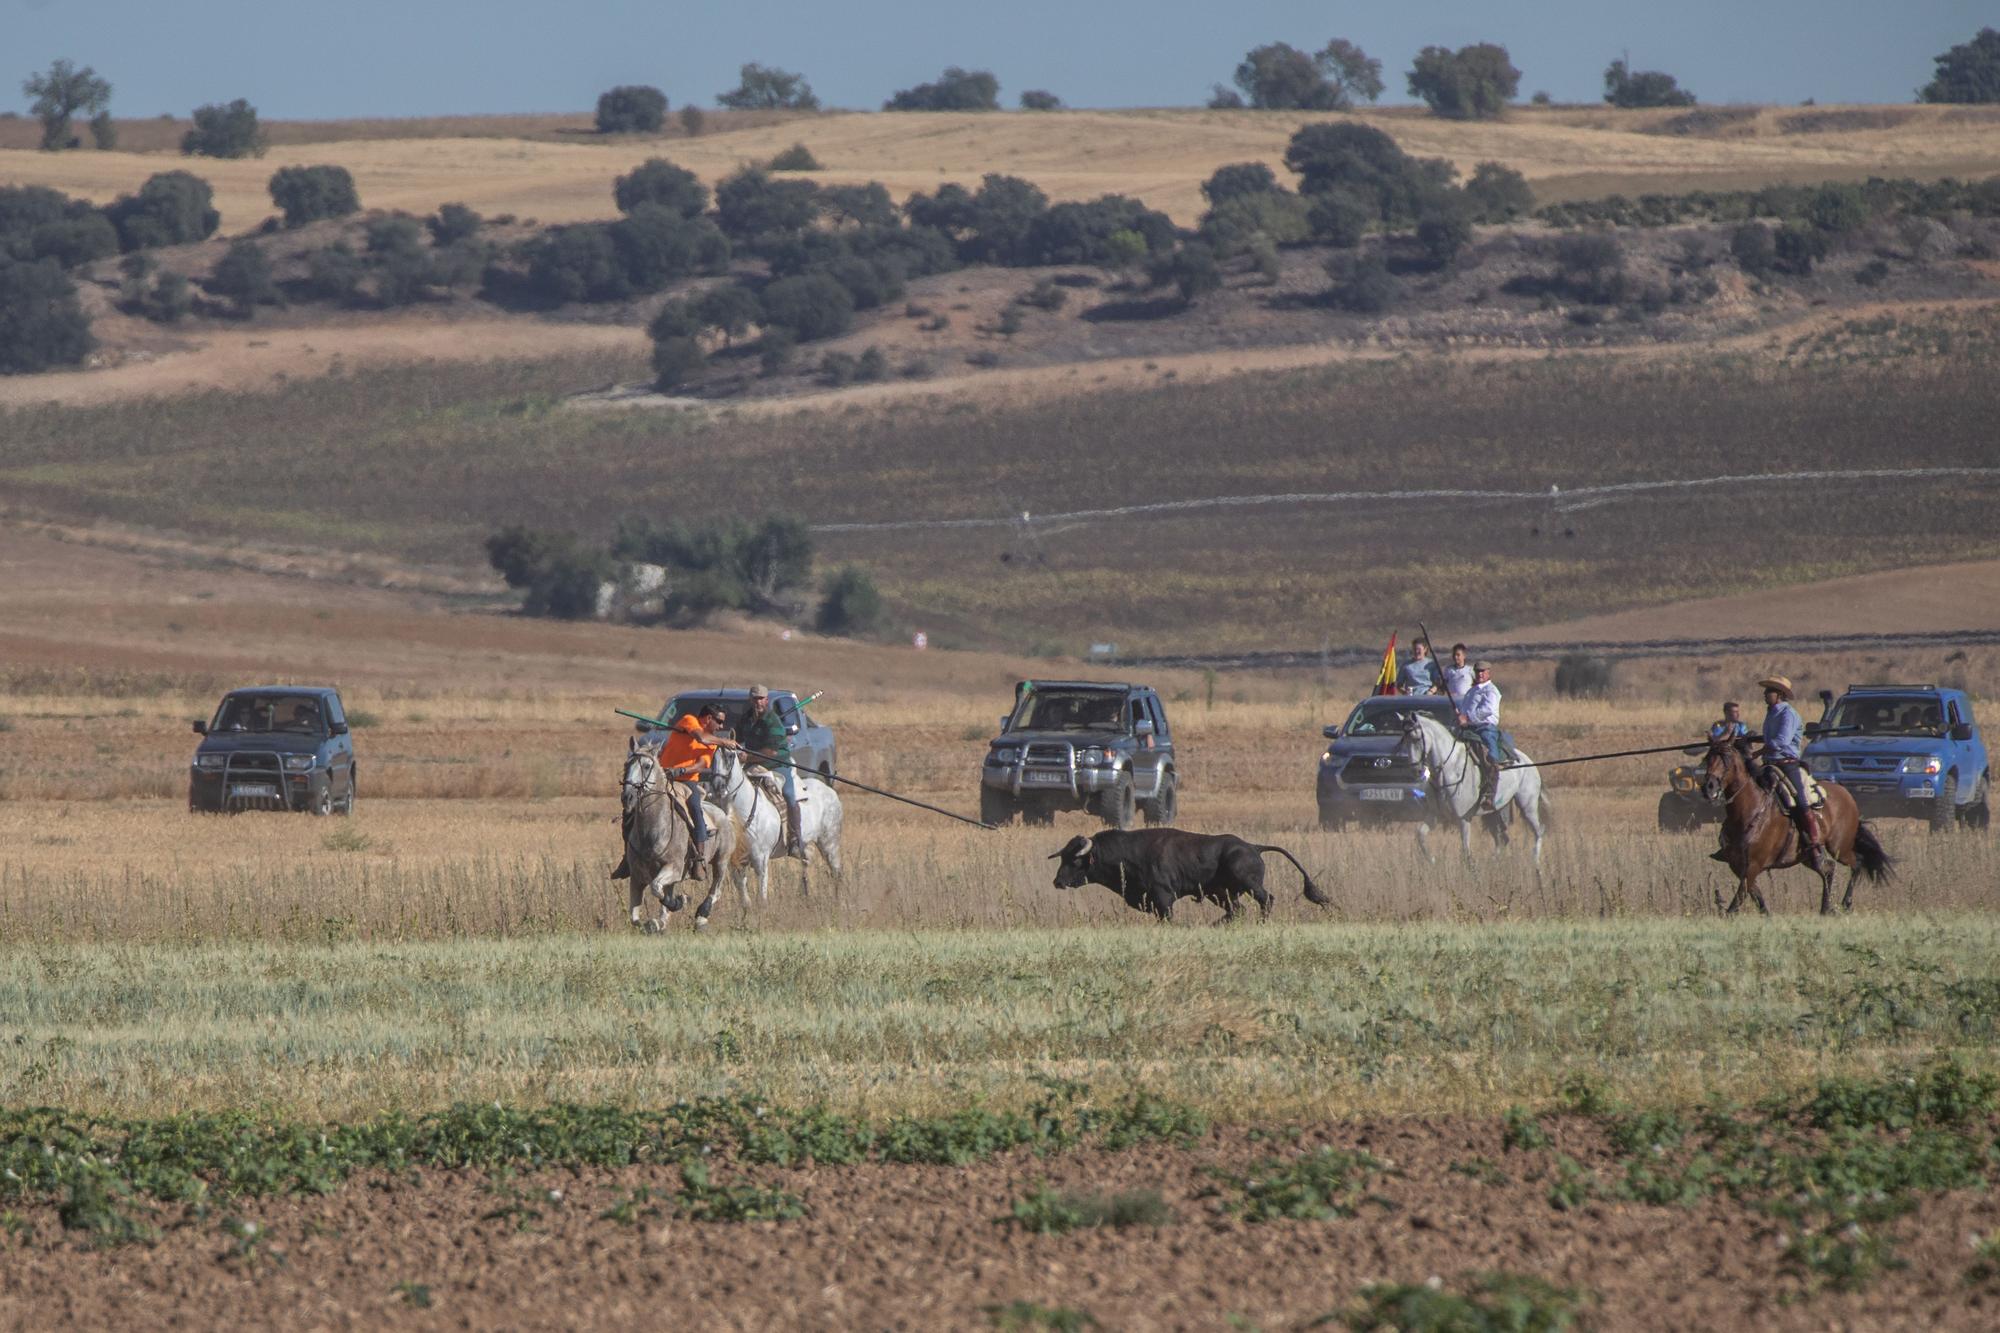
[1374,632,1399,695]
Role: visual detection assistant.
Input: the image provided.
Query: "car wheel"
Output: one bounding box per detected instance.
[1960,772,1989,831]
[979,788,1017,827]
[1142,777,1177,826]
[311,780,334,817]
[339,769,357,816]
[1103,781,1137,831]
[1658,793,1694,833]
[1930,773,1958,834]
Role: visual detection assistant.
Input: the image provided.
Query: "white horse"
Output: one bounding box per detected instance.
[707,747,846,903]
[620,741,736,932]
[1397,712,1551,868]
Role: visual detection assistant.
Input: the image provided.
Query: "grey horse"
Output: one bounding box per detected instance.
[620,739,737,932]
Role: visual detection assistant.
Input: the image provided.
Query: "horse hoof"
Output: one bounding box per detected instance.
[695,916,710,930]
[642,919,663,935]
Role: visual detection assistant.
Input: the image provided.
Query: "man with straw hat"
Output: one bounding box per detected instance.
[1759,673,1821,857]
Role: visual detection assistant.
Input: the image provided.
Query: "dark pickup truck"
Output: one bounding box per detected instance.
[189,686,356,815]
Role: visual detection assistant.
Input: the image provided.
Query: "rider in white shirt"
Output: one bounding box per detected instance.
[1456,660,1504,812]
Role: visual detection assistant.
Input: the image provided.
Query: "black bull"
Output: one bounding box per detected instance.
[1049,830,1331,921]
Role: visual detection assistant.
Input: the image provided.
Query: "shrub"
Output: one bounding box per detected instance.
[613,159,707,218]
[104,171,219,251]
[0,186,75,248]
[886,67,1000,111]
[1919,28,2000,104]
[820,349,858,385]
[1306,188,1373,247]
[595,85,667,134]
[1416,205,1474,268]
[955,174,1049,265]
[651,335,706,389]
[1202,162,1280,206]
[88,113,117,150]
[366,214,425,256]
[1019,90,1063,111]
[1603,59,1697,108]
[1731,221,1777,276]
[1200,191,1311,256]
[525,224,624,302]
[304,244,367,303]
[817,566,886,635]
[428,203,482,244]
[268,165,360,227]
[678,106,706,136]
[856,345,888,381]
[1553,230,1629,302]
[1464,161,1534,222]
[609,206,728,293]
[1284,122,1454,225]
[1324,253,1398,312]
[1156,242,1222,304]
[697,284,761,343]
[181,99,264,158]
[0,258,94,373]
[821,183,897,228]
[24,59,110,152]
[207,238,279,313]
[1805,183,1869,235]
[759,327,796,374]
[1207,87,1247,109]
[1554,655,1615,698]
[715,167,819,239]
[24,213,118,269]
[822,255,903,309]
[768,142,822,172]
[1025,195,1177,267]
[525,550,611,619]
[717,63,820,111]
[1018,279,1065,311]
[1406,43,1520,120]
[1774,220,1828,274]
[1248,236,1281,283]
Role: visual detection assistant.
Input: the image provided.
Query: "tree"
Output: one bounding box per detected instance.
[714,166,819,239]
[595,85,667,134]
[1284,122,1454,224]
[1024,196,1174,266]
[304,244,366,304]
[1306,189,1372,247]
[182,99,265,158]
[1416,205,1473,268]
[885,67,1000,112]
[768,142,821,171]
[268,165,360,227]
[1407,44,1520,120]
[609,206,728,293]
[958,173,1048,264]
[1155,242,1222,304]
[717,63,820,111]
[1603,59,1696,109]
[1201,191,1311,255]
[1318,39,1385,105]
[679,105,706,135]
[428,203,482,244]
[613,158,707,217]
[1730,222,1777,277]
[821,182,897,228]
[0,258,94,373]
[1234,43,1335,110]
[103,171,220,251]
[1463,162,1534,222]
[817,566,886,636]
[1919,28,2000,103]
[88,112,117,150]
[526,225,624,302]
[1323,253,1398,313]
[1019,90,1063,111]
[23,59,110,152]
[758,271,853,341]
[207,238,279,313]
[1207,86,1247,110]
[1202,162,1280,206]
[651,334,706,389]
[698,284,760,344]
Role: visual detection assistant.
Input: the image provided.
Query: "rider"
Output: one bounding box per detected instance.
[1710,700,1748,741]
[1758,674,1819,857]
[737,684,804,856]
[611,702,735,882]
[1456,659,1504,814]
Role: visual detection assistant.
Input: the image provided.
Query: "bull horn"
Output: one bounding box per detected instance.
[1047,834,1092,861]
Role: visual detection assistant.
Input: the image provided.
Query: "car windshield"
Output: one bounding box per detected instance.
[1010,689,1126,733]
[1823,695,1946,738]
[1342,701,1446,736]
[213,694,325,734]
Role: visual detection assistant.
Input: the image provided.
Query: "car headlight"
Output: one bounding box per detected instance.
[1321,750,1333,763]
[988,748,1017,765]
[1900,756,1942,775]
[284,755,317,772]
[193,754,225,771]
[1078,747,1107,766]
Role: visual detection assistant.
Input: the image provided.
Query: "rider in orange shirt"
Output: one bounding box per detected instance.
[613,702,737,880]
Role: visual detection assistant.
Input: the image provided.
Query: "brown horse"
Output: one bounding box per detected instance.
[1701,737,1892,914]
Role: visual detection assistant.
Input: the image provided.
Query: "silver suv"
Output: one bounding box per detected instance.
[980,680,1176,829]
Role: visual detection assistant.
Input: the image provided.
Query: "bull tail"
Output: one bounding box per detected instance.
[1850,820,1893,884]
[1254,844,1330,906]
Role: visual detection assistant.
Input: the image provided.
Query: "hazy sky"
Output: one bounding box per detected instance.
[9,0,1991,120]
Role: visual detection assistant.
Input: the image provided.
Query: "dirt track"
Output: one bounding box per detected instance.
[0,1120,1993,1330]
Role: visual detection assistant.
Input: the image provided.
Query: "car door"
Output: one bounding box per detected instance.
[1127,693,1164,794]
[324,693,354,799]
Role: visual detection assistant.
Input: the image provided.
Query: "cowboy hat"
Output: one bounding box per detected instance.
[1757,675,1793,697]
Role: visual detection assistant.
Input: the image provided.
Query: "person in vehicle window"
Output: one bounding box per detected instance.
[1398,640,1438,694]
[1441,644,1474,711]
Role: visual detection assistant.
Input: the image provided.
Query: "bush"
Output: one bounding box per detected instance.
[1603,59,1696,108]
[525,551,611,619]
[768,142,822,172]
[857,345,888,381]
[651,334,706,389]
[821,183,897,228]
[268,165,360,227]
[304,244,367,304]
[885,67,1000,112]
[595,85,667,134]
[88,113,117,150]
[1730,222,1777,276]
[1552,231,1629,303]
[130,268,194,323]
[366,214,425,256]
[816,566,886,636]
[1805,183,1869,235]
[1464,162,1533,222]
[207,238,279,313]
[759,272,855,341]
[717,63,820,111]
[609,206,729,293]
[1024,195,1174,267]
[759,327,796,375]
[1284,122,1454,225]
[1207,87,1247,109]
[1201,191,1311,256]
[615,516,815,616]
[1774,220,1828,274]
[698,284,761,343]
[1306,189,1373,247]
[1019,90,1063,111]
[428,203,482,244]
[1202,162,1280,206]
[954,174,1049,265]
[1554,655,1616,698]
[715,167,819,240]
[1018,279,1065,311]
[24,213,118,269]
[678,106,706,136]
[525,224,624,302]
[613,159,707,217]
[104,171,219,251]
[181,99,264,158]
[1324,253,1398,313]
[819,349,858,386]
[1416,205,1473,268]
[822,255,903,309]
[1157,243,1222,304]
[1919,28,2000,104]
[0,258,95,373]
[1406,43,1520,120]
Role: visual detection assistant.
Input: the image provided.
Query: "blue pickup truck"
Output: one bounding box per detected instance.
[1806,683,1989,831]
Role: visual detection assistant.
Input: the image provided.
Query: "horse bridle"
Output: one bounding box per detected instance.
[1403,717,1476,808]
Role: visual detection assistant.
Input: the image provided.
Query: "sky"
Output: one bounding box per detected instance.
[8,0,1992,121]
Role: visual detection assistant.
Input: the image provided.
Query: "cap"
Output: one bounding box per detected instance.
[748,684,769,699]
[1473,659,1492,672]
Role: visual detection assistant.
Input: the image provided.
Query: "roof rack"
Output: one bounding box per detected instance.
[1846,683,1938,693]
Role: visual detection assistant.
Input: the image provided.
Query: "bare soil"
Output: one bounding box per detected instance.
[0,1119,1993,1329]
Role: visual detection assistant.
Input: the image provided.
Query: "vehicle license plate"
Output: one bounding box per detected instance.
[230,783,278,798]
[1021,771,1069,786]
[1359,788,1404,802]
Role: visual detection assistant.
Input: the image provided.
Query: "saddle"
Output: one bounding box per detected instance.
[745,765,805,847]
[1770,771,1827,811]
[1455,729,1519,765]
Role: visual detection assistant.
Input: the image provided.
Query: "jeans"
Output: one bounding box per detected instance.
[1468,725,1504,765]
[779,761,798,803]
[1772,760,1810,817]
[680,781,708,842]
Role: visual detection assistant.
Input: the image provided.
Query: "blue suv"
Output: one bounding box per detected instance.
[1807,684,1989,832]
[190,686,357,815]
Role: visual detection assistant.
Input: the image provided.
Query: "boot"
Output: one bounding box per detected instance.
[1800,807,1823,861]
[1475,760,1498,815]
[685,839,709,882]
[786,798,806,856]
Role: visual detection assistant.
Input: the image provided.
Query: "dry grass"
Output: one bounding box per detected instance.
[3,104,1995,235]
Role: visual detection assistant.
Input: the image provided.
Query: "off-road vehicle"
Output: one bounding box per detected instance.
[1808,683,1989,831]
[979,680,1176,829]
[189,686,356,815]
[1316,693,1455,830]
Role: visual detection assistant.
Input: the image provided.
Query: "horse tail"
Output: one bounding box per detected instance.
[1255,844,1330,905]
[1850,820,1893,883]
[1537,789,1554,831]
